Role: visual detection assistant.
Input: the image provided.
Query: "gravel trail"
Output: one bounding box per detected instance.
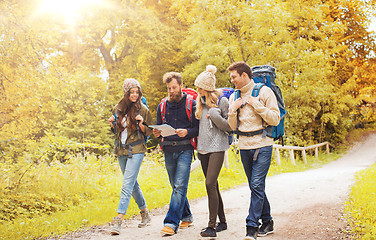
[55,134,376,240]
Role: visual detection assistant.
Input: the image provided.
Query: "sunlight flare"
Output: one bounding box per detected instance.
[37,0,103,24]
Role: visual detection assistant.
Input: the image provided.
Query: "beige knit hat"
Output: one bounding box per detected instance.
[194,65,217,91]
[123,78,141,94]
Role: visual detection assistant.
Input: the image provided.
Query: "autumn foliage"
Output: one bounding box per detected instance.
[1,0,376,238]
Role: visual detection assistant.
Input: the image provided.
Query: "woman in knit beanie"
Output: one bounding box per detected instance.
[194,65,232,237]
[108,78,153,235]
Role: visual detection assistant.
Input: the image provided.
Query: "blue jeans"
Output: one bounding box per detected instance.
[117,153,147,215]
[240,146,273,228]
[163,150,194,232]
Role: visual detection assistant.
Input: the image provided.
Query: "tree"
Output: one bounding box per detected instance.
[172,0,370,144]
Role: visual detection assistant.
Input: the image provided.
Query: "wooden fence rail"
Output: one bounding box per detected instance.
[273,141,334,165]
[190,141,334,171]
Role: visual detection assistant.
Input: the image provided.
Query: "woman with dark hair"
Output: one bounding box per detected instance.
[108,78,153,235]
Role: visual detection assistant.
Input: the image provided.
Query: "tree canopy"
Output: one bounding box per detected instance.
[1,0,376,163]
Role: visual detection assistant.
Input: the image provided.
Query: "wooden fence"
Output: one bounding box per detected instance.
[273,141,334,165]
[190,141,334,171]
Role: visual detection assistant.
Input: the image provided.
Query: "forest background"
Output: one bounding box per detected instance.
[1,0,376,238]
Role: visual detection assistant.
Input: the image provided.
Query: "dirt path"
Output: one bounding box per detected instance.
[56,134,376,240]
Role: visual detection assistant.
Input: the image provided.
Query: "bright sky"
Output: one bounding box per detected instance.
[369,17,376,33]
[37,0,104,24]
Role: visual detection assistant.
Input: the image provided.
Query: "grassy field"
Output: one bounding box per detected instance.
[344,163,376,239]
[0,146,342,240]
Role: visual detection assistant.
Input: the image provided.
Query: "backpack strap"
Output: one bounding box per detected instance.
[160,98,168,123]
[185,97,197,158]
[252,83,268,138]
[251,83,265,97]
[185,96,194,127]
[136,107,147,140]
[111,110,119,134]
[234,90,242,137]
[235,84,268,138]
[159,96,196,153]
[114,110,118,122]
[234,89,241,101]
[161,94,194,124]
[217,95,223,106]
[159,96,193,126]
[118,139,145,158]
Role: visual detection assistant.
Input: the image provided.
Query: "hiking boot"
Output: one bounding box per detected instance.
[258,220,274,237]
[161,226,175,235]
[179,221,193,229]
[216,222,227,232]
[110,217,122,235]
[138,209,151,228]
[200,227,217,237]
[245,226,258,240]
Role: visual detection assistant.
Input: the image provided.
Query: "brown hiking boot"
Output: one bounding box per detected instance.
[110,217,122,235]
[179,221,193,229]
[138,209,151,228]
[161,226,175,235]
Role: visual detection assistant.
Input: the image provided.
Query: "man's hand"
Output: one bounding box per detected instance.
[247,96,260,106]
[230,98,243,110]
[153,128,162,138]
[108,115,115,128]
[175,128,188,138]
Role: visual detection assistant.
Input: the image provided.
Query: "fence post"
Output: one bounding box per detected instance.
[190,159,201,172]
[326,143,330,154]
[275,148,281,165]
[223,150,229,169]
[302,149,307,164]
[289,149,296,165]
[315,147,319,158]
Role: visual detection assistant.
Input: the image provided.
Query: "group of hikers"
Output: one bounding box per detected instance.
[107,61,280,240]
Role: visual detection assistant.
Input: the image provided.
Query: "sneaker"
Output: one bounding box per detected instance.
[216,222,227,232]
[161,226,175,236]
[200,227,217,237]
[179,221,193,229]
[110,217,122,235]
[258,220,274,237]
[245,226,258,240]
[138,209,151,228]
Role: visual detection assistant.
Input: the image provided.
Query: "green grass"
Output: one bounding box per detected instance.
[0,147,342,240]
[341,128,376,239]
[344,163,376,239]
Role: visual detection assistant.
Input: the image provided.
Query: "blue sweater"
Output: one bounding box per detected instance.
[156,93,199,153]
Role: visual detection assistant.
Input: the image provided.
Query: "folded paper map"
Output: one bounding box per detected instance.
[148,124,176,137]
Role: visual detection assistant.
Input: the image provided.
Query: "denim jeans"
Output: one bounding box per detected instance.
[240,145,273,228]
[163,150,194,232]
[117,153,147,215]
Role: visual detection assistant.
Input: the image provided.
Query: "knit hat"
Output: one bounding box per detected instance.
[194,65,217,91]
[122,78,141,94]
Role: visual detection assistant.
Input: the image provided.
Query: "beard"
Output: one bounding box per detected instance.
[169,90,183,103]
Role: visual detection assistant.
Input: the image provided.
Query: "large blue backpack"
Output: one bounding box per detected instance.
[235,65,287,145]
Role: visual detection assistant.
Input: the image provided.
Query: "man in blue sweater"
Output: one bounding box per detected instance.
[153,72,199,236]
